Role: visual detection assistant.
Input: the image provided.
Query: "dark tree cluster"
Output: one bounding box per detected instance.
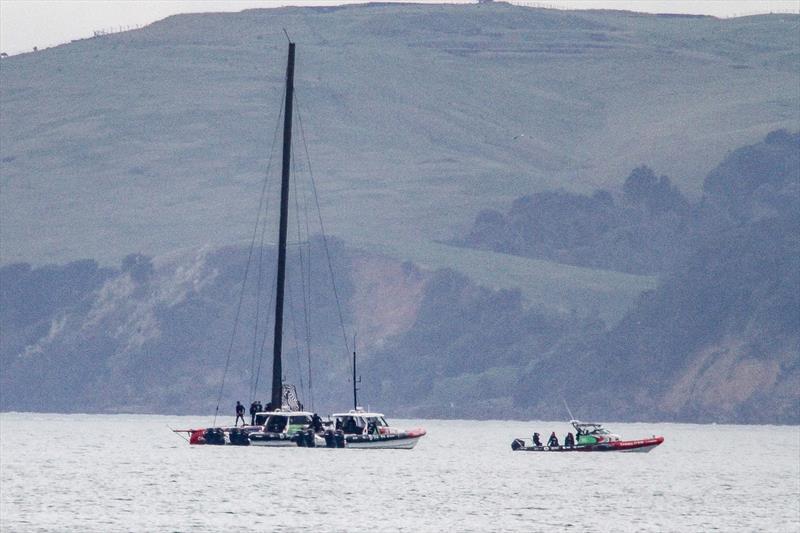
[459,166,693,275]
[459,131,798,280]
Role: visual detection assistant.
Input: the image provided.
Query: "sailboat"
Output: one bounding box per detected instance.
[176,39,322,447]
[176,40,426,449]
[240,39,326,448]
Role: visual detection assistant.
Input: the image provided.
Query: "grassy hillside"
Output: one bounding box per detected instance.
[381,239,655,323]
[1,4,797,316]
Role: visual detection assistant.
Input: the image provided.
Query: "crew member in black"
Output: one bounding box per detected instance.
[343,417,359,434]
[564,432,575,447]
[532,432,542,447]
[235,401,246,427]
[311,413,323,433]
[249,401,259,426]
[547,431,559,447]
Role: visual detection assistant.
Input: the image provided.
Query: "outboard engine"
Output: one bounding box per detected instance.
[324,430,336,448]
[334,430,346,448]
[203,428,226,446]
[228,428,250,446]
[293,430,313,447]
[303,429,316,448]
[511,438,525,451]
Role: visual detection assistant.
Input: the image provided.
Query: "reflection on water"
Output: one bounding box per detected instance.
[1,413,798,531]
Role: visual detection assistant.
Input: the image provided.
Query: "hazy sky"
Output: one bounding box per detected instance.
[1,0,798,55]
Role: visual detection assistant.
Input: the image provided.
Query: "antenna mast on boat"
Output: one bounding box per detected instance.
[563,399,575,421]
[353,333,361,410]
[271,40,295,410]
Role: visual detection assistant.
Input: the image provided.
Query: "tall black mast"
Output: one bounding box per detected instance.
[353,348,358,410]
[353,333,361,410]
[271,41,295,410]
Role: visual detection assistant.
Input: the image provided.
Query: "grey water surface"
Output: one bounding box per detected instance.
[1,413,798,532]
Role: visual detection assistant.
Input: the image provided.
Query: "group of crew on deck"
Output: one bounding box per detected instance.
[234,400,323,433]
[234,400,277,426]
[532,431,576,448]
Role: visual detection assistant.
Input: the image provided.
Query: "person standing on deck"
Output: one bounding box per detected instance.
[249,401,259,426]
[235,401,246,427]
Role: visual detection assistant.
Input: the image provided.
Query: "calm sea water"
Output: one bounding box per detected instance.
[1,413,798,532]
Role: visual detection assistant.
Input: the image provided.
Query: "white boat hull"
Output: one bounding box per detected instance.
[345,435,422,449]
[340,428,426,449]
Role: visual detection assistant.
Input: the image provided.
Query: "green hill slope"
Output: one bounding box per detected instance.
[1,4,797,316]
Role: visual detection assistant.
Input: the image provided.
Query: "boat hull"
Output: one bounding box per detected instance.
[343,428,426,449]
[177,425,426,450]
[249,431,326,447]
[248,435,298,447]
[183,428,250,445]
[345,435,422,449]
[512,436,664,453]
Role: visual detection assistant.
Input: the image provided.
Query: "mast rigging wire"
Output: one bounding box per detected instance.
[213,84,285,425]
[252,272,276,403]
[294,93,353,377]
[249,171,272,401]
[291,133,315,411]
[286,274,306,402]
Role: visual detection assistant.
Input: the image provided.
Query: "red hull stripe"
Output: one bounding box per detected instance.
[607,437,664,450]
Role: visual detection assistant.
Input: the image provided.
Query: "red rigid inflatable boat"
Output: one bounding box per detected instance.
[512,420,664,453]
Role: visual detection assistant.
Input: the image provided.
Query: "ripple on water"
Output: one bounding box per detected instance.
[1,415,798,531]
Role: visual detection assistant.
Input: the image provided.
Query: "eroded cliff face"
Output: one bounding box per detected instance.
[349,254,427,349]
[2,241,797,423]
[662,337,797,421]
[0,242,431,414]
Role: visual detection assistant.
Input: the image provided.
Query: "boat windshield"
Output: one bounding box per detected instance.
[573,422,609,435]
[367,416,389,427]
[266,415,288,433]
[336,415,365,434]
